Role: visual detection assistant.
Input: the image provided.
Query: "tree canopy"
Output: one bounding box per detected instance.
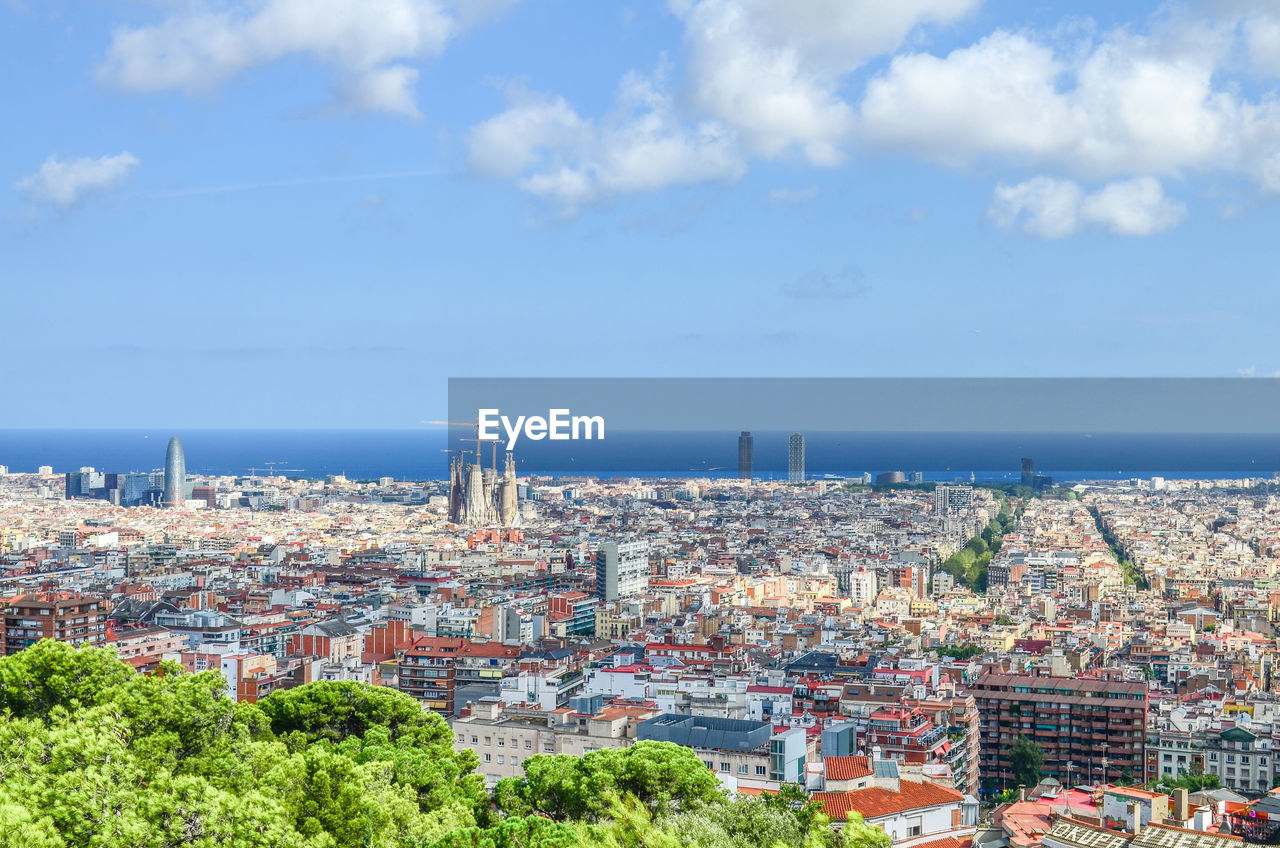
[0,640,892,848]
[1009,735,1046,789]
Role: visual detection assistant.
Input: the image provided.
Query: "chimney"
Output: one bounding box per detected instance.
[1173,788,1190,822]
[1019,787,1028,802]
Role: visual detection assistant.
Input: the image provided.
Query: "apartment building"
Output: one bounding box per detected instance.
[2,592,109,655]
[970,672,1149,792]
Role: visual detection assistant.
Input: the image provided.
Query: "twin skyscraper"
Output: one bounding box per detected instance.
[737,431,805,482]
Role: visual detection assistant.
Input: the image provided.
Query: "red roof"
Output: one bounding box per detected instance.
[812,779,964,821]
[825,755,873,781]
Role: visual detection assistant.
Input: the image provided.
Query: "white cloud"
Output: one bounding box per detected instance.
[990,176,1186,237]
[857,23,1280,195]
[1242,11,1280,75]
[1080,177,1188,235]
[15,152,140,207]
[97,0,516,116]
[463,1,1280,229]
[672,0,979,164]
[468,70,745,208]
[469,1,974,205]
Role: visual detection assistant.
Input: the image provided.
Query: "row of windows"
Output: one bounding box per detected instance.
[1208,752,1268,765]
[700,760,767,776]
[459,733,536,751]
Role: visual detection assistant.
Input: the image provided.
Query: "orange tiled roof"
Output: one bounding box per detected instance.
[825,755,873,781]
[813,779,964,821]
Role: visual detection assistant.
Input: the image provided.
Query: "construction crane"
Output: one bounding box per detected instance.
[424,420,500,464]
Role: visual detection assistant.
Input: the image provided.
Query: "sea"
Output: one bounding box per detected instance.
[3,430,1280,484]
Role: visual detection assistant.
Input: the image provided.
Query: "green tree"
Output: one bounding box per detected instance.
[260,680,450,747]
[1009,735,1045,789]
[427,815,582,848]
[0,639,133,718]
[0,641,885,848]
[503,742,724,822]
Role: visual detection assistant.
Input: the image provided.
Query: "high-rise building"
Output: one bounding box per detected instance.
[64,469,104,500]
[788,433,805,482]
[163,436,186,508]
[970,672,1149,791]
[934,485,974,516]
[738,431,753,480]
[1020,457,1034,487]
[595,539,650,603]
[120,472,157,506]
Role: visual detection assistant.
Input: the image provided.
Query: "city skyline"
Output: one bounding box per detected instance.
[8,2,1280,428]
[7,3,1280,847]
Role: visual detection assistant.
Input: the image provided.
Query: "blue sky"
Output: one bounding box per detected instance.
[4,0,1280,428]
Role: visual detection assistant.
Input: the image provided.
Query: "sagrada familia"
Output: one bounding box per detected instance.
[448,447,520,527]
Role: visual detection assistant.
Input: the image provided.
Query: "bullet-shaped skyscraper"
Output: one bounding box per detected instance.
[163,436,186,508]
[737,431,753,479]
[788,432,805,482]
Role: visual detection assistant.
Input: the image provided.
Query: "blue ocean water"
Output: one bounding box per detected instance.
[2,430,1280,482]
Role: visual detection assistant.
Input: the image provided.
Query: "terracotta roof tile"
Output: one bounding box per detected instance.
[826,755,874,781]
[813,779,964,821]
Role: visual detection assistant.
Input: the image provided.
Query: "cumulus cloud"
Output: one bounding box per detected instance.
[15,152,140,207]
[673,0,979,164]
[989,176,1186,237]
[462,1,1280,228]
[857,25,1280,191]
[781,266,870,299]
[469,1,976,203]
[97,0,516,116]
[468,70,745,208]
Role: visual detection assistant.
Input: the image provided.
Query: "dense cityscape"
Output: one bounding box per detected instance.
[4,433,1280,847]
[14,0,1280,845]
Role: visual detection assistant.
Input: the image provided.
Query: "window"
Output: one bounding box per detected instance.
[484,754,491,762]
[738,765,748,774]
[471,736,478,745]
[720,762,731,772]
[497,756,504,765]
[756,766,767,776]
